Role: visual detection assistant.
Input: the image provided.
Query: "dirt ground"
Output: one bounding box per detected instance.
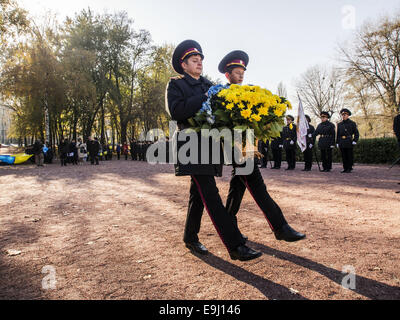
[0,151,399,300]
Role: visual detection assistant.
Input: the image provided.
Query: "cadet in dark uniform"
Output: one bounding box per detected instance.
[258,140,269,168]
[219,50,305,244]
[394,113,400,192]
[313,112,335,172]
[302,115,315,171]
[270,134,283,169]
[282,115,297,170]
[167,40,261,261]
[394,113,400,148]
[337,108,359,173]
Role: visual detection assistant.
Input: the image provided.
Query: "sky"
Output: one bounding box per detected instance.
[18,0,400,108]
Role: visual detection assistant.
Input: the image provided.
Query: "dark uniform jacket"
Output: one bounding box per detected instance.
[270,134,283,150]
[306,125,316,149]
[313,121,336,149]
[167,73,223,176]
[258,140,269,153]
[59,141,69,155]
[337,119,359,149]
[394,114,400,143]
[87,140,100,155]
[33,141,44,155]
[282,124,297,150]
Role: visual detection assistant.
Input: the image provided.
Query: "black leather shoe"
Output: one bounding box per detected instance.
[185,242,209,255]
[229,245,262,261]
[274,224,306,242]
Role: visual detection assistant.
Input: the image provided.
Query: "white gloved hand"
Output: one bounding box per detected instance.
[279,145,283,148]
[336,144,339,148]
[352,141,357,145]
[290,141,294,145]
[308,134,312,138]
[332,145,336,149]
[309,144,313,149]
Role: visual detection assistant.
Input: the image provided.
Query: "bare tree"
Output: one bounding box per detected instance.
[277,82,287,98]
[339,14,400,115]
[344,74,379,136]
[296,65,346,120]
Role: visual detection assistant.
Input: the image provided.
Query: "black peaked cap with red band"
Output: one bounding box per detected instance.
[218,50,249,74]
[172,40,204,75]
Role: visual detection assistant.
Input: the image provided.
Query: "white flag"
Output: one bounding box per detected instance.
[297,96,309,153]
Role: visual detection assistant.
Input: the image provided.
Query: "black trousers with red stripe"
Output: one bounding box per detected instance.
[183,175,245,251]
[226,165,288,233]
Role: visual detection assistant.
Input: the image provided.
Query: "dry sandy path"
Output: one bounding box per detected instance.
[0,159,399,300]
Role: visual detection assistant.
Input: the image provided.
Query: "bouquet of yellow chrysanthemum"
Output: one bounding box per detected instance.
[188,84,292,144]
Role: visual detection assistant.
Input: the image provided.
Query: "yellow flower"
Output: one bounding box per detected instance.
[226,103,234,110]
[241,108,252,119]
[251,114,261,122]
[258,107,269,116]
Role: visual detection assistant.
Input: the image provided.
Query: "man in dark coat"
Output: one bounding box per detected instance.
[270,134,283,169]
[44,142,53,164]
[258,140,269,168]
[337,108,359,173]
[302,115,315,171]
[167,40,261,261]
[59,139,69,167]
[394,112,400,193]
[69,140,78,165]
[393,113,400,148]
[87,137,100,165]
[219,50,305,245]
[282,115,297,170]
[33,139,44,167]
[313,112,336,172]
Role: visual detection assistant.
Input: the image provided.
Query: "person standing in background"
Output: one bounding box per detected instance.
[336,108,359,173]
[282,115,297,170]
[313,112,336,172]
[302,115,315,171]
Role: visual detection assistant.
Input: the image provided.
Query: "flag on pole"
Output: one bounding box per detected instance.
[297,95,309,153]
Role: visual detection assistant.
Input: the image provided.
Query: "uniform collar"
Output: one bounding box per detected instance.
[184,72,202,85]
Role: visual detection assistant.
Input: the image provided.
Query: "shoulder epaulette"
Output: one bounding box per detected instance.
[170,75,184,81]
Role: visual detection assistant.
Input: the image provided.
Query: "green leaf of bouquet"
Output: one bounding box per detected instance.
[234,125,248,131]
[187,118,197,127]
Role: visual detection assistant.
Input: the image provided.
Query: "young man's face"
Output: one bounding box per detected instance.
[182,54,203,78]
[225,67,245,84]
[321,115,328,122]
[341,113,350,121]
[286,118,293,125]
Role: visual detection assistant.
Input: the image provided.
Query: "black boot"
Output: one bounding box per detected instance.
[274,224,306,242]
[229,245,262,261]
[185,242,209,255]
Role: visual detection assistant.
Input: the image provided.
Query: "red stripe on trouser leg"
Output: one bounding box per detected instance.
[191,176,229,250]
[242,176,275,232]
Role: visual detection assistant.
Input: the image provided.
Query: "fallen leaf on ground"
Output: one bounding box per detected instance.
[7,250,22,256]
[289,288,299,295]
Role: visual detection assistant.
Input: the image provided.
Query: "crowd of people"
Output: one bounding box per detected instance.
[259,108,360,174]
[24,137,158,167]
